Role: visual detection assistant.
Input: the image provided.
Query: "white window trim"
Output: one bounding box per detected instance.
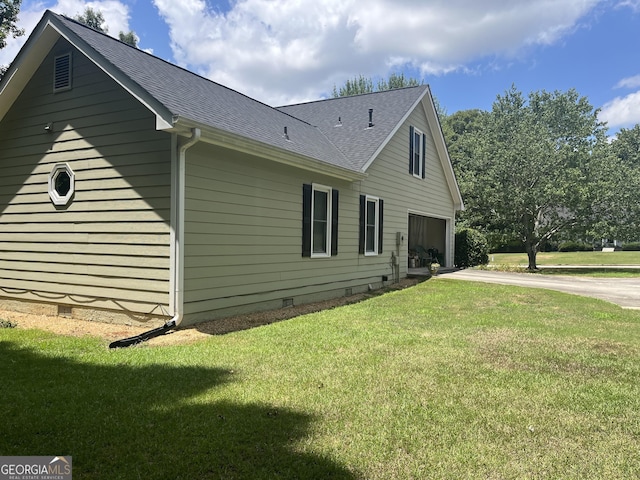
[48,163,75,206]
[311,183,332,258]
[412,127,424,179]
[364,195,379,256]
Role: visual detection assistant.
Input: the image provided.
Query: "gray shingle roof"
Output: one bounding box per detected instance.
[277,86,429,171]
[50,11,427,174]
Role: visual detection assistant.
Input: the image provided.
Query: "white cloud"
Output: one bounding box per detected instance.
[4,0,605,106]
[0,0,132,67]
[615,74,640,89]
[600,91,640,129]
[617,0,640,12]
[152,0,602,104]
[55,0,131,34]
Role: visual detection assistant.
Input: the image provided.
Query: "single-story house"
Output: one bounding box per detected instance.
[0,11,463,326]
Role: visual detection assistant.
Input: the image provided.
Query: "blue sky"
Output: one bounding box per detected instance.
[3,0,640,134]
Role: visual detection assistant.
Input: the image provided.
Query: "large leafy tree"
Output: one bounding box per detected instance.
[74,7,107,32]
[441,109,488,227]
[0,0,24,49]
[588,124,640,242]
[611,124,640,167]
[0,0,25,79]
[461,86,609,269]
[118,30,138,47]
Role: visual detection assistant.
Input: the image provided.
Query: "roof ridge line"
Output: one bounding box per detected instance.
[276,84,428,109]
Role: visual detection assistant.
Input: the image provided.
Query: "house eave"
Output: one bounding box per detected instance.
[166,118,367,182]
[0,18,59,122]
[422,88,465,211]
[357,87,464,211]
[49,18,176,129]
[359,89,431,174]
[0,13,177,129]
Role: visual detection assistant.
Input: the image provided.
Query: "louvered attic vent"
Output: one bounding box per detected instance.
[53,53,72,92]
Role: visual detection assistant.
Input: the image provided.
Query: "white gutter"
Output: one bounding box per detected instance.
[166,117,367,182]
[167,127,201,328]
[108,128,200,346]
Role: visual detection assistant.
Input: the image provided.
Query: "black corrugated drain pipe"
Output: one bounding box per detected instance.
[109,127,201,349]
[109,319,176,349]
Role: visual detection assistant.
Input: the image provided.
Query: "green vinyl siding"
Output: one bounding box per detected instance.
[0,39,172,316]
[360,106,456,270]
[181,100,457,322]
[182,143,385,323]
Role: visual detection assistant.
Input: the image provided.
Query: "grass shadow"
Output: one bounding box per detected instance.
[0,340,356,479]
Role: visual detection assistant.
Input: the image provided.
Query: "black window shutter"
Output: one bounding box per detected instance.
[409,126,415,174]
[331,189,339,256]
[421,133,426,179]
[378,199,384,254]
[358,195,365,254]
[302,184,312,257]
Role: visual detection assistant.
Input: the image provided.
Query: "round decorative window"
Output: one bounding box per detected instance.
[48,163,75,206]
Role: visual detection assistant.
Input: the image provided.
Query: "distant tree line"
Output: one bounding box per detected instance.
[332,73,447,117]
[332,73,422,97]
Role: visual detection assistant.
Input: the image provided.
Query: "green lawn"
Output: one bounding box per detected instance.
[2,279,640,479]
[490,250,640,266]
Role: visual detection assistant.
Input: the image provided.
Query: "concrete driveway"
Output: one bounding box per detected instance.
[439,269,640,309]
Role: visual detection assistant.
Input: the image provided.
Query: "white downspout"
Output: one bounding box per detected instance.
[167,127,201,328]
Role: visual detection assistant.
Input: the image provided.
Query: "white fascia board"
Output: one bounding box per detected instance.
[422,88,465,211]
[0,16,174,129]
[357,86,464,211]
[359,89,429,174]
[0,20,60,121]
[167,117,368,182]
[156,115,174,130]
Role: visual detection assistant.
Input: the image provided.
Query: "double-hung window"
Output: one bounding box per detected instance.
[312,186,330,255]
[359,195,384,255]
[302,184,339,257]
[409,126,426,179]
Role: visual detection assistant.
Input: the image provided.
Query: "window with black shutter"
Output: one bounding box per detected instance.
[302,184,339,257]
[409,126,426,179]
[359,195,384,255]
